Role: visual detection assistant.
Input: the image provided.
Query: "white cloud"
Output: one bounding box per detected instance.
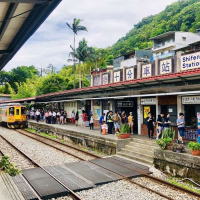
[4,0,177,71]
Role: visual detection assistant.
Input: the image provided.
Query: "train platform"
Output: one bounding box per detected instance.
[0,172,25,200]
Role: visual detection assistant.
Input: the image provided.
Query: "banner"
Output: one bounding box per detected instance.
[113,71,120,83]
[144,106,150,119]
[197,112,200,143]
[160,59,172,74]
[181,52,200,71]
[126,68,134,80]
[142,64,152,78]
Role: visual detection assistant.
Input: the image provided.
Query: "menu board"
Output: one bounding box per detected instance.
[185,129,198,141]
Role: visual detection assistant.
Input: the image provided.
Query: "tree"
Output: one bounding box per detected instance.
[66,18,87,89]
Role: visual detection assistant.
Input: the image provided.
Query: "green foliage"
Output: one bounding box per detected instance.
[188,142,200,150]
[162,138,172,146]
[162,128,175,140]
[156,139,167,150]
[120,123,130,134]
[0,155,21,177]
[108,0,200,57]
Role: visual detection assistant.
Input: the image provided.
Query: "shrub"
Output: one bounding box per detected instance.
[188,142,200,151]
[120,123,130,134]
[156,139,166,150]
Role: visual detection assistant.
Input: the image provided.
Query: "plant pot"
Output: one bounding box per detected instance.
[119,133,131,139]
[166,145,171,150]
[191,150,200,156]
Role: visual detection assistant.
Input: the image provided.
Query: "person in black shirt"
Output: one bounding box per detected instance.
[157,112,165,139]
[164,113,171,130]
[146,112,154,139]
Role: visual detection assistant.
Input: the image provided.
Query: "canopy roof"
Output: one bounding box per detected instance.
[0,0,62,70]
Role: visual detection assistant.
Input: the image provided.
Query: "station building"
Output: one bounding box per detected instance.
[1,31,200,142]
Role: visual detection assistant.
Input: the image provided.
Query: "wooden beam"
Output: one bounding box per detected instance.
[0,0,48,3]
[0,3,18,41]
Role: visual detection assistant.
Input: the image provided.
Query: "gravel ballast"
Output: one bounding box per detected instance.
[0,127,79,167]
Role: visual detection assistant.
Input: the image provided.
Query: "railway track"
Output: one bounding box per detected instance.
[12,128,200,200]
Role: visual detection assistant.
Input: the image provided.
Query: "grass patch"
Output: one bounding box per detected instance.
[25,128,36,133]
[167,178,200,194]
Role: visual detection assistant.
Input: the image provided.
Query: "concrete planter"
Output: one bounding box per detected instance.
[119,133,131,139]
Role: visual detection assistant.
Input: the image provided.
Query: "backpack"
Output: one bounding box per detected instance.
[113,114,119,122]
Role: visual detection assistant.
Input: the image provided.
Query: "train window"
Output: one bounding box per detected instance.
[21,107,26,115]
[9,107,14,116]
[16,109,19,115]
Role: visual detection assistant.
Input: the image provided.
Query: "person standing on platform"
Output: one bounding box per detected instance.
[156,112,165,139]
[164,113,171,130]
[63,111,67,124]
[99,113,105,133]
[60,111,64,125]
[128,112,134,134]
[146,112,154,139]
[26,110,30,120]
[107,111,113,134]
[45,110,49,124]
[57,110,60,124]
[71,111,75,124]
[36,109,40,123]
[113,111,120,134]
[89,114,94,130]
[82,111,87,126]
[52,110,56,124]
[75,111,79,126]
[177,113,186,145]
[121,111,126,124]
[48,110,52,124]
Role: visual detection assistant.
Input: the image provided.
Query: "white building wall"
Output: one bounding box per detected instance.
[64,101,77,119]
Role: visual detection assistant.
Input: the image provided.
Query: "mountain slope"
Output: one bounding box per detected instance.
[109,0,200,57]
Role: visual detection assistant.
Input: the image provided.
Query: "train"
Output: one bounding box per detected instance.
[0,103,27,128]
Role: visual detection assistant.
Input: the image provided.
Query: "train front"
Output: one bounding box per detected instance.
[7,106,27,128]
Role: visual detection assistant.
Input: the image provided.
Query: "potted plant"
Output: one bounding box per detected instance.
[188,142,200,156]
[172,143,186,153]
[156,139,166,150]
[118,123,130,139]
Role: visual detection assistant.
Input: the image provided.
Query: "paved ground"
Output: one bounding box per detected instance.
[0,175,13,200]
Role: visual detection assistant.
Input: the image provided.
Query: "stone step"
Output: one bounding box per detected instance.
[117,152,153,165]
[131,138,156,146]
[124,145,153,156]
[120,148,153,160]
[129,141,156,150]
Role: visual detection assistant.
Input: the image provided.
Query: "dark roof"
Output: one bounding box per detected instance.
[150,31,175,40]
[0,0,62,71]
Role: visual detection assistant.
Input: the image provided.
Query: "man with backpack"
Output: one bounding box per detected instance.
[113,111,120,134]
[107,111,113,134]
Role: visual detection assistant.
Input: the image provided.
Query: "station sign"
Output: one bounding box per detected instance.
[160,59,172,74]
[142,64,152,78]
[126,68,134,80]
[102,74,108,85]
[141,98,156,105]
[114,71,120,83]
[117,101,133,107]
[181,52,200,71]
[182,96,200,104]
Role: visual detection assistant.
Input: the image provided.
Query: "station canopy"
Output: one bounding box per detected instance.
[0,0,62,71]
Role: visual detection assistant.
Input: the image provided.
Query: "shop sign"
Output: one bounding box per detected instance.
[93,74,100,86]
[117,101,133,107]
[114,71,120,83]
[142,64,152,78]
[181,52,200,71]
[182,96,200,104]
[126,68,134,80]
[160,59,172,74]
[102,74,108,85]
[141,98,156,105]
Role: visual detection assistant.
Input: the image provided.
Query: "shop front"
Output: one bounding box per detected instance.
[182,96,200,141]
[140,97,157,135]
[114,98,138,133]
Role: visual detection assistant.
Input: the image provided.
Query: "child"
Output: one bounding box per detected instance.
[101,121,108,135]
[89,114,94,130]
[177,113,186,145]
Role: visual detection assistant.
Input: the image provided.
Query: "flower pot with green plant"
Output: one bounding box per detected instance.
[118,123,130,139]
[188,142,200,156]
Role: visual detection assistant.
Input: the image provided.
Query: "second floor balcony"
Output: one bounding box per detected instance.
[120,57,137,68]
[151,52,175,61]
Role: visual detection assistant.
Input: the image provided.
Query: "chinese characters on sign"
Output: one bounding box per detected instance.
[117,101,133,107]
[141,98,156,105]
[160,59,172,74]
[102,74,108,85]
[181,52,200,71]
[182,96,200,104]
[142,64,152,78]
[114,71,120,83]
[126,68,134,80]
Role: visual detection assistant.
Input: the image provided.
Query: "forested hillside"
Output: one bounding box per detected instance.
[108,0,200,57]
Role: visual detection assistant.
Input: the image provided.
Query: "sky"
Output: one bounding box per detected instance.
[4,0,177,71]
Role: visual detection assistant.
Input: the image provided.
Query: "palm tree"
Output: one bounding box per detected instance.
[66,18,87,89]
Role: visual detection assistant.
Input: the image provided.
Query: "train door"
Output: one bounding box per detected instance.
[15,107,21,121]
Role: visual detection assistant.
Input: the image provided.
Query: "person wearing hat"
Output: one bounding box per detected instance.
[128,112,134,134]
